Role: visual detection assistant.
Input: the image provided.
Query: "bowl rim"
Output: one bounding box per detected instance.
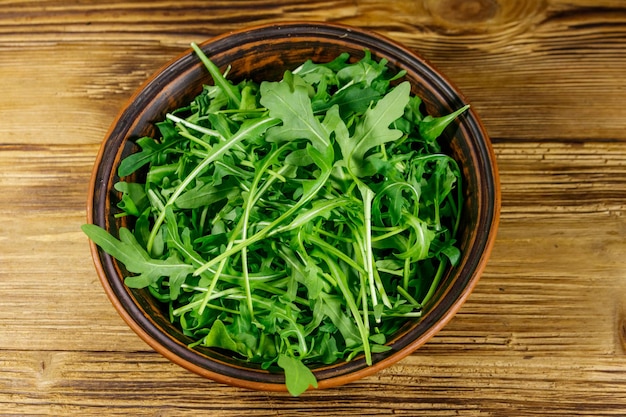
[86,20,501,392]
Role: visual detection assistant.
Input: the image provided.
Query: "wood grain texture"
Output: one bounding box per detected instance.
[1,0,626,415]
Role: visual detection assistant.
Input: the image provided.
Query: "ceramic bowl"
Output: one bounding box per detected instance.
[86,22,500,392]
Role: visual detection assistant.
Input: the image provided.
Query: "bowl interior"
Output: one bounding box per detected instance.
[89,22,499,391]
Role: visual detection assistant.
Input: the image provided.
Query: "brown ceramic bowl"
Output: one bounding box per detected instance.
[86,22,500,392]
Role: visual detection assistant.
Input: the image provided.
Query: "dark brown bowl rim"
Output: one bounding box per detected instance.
[86,21,500,392]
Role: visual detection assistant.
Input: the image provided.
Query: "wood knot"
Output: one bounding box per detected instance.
[426,0,499,25]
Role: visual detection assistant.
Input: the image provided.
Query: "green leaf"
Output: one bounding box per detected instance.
[368,332,386,345]
[274,197,352,234]
[315,84,381,117]
[284,148,313,167]
[370,344,392,353]
[155,119,180,142]
[260,72,331,152]
[336,49,388,88]
[337,81,411,177]
[191,42,241,108]
[277,354,318,396]
[395,213,435,261]
[372,181,408,226]
[440,243,461,266]
[175,178,240,209]
[320,294,360,348]
[118,136,178,177]
[419,104,470,142]
[317,334,341,364]
[81,224,194,288]
[202,319,241,353]
[293,52,350,84]
[114,181,147,217]
[146,163,178,185]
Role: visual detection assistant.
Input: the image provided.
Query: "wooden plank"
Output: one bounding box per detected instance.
[0,144,144,352]
[0,44,172,146]
[0,0,358,44]
[1,350,625,416]
[0,2,625,145]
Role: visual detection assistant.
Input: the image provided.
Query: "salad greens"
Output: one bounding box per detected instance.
[83,43,468,396]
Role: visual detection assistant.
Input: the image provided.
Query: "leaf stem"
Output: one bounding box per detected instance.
[421,259,448,306]
[166,113,223,140]
[193,157,332,276]
[322,258,371,366]
[396,285,422,308]
[191,42,242,108]
[239,146,293,320]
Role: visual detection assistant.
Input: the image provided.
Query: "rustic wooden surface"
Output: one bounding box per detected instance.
[1,0,626,415]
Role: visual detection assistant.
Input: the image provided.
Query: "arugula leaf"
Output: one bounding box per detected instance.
[277,354,318,396]
[337,81,411,177]
[293,52,350,82]
[201,319,242,353]
[114,181,147,217]
[118,137,174,177]
[191,42,242,108]
[319,293,361,348]
[314,84,381,117]
[81,224,194,289]
[174,178,240,209]
[260,72,331,152]
[419,104,470,142]
[336,49,389,88]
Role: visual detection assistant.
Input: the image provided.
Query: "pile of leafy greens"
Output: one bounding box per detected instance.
[83,43,468,396]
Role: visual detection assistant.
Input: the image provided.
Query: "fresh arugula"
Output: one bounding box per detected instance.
[83,44,468,396]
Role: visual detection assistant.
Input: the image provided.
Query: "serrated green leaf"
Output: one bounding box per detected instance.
[260,72,331,152]
[81,224,194,288]
[337,81,411,177]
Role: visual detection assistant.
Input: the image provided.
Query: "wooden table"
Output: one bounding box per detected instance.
[2,1,626,415]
